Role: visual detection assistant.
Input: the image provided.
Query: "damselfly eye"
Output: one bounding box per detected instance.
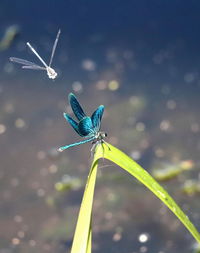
[105,132,108,137]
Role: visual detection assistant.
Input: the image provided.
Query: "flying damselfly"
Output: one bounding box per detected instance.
[10,29,61,79]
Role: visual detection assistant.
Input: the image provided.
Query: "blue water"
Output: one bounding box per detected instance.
[1,1,200,253]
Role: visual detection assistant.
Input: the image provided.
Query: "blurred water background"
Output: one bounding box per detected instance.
[1,1,200,252]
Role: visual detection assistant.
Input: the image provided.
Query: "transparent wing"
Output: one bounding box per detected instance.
[26,42,48,68]
[49,29,61,67]
[10,57,39,66]
[69,93,86,121]
[91,105,104,132]
[22,65,46,70]
[63,113,83,137]
[10,57,45,70]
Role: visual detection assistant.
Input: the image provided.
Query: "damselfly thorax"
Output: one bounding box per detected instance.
[46,66,57,79]
[92,132,107,144]
[91,132,109,153]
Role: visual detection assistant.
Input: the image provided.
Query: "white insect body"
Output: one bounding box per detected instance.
[10,29,61,79]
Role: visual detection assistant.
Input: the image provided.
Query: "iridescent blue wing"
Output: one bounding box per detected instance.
[63,113,84,137]
[69,93,86,121]
[78,117,95,137]
[91,105,104,132]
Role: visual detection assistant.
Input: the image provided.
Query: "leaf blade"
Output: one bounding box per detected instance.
[94,143,200,243]
[70,160,98,253]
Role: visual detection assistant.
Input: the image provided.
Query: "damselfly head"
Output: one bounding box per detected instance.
[96,131,107,141]
[101,132,107,138]
[46,67,57,79]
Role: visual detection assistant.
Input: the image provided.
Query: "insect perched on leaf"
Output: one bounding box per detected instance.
[58,93,108,152]
[9,29,61,79]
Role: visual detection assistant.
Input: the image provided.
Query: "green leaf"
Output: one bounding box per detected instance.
[70,160,98,253]
[86,223,92,253]
[70,142,200,253]
[93,142,200,243]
